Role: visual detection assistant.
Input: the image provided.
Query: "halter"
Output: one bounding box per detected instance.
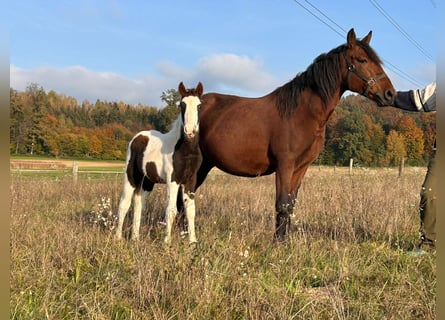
[343,52,387,97]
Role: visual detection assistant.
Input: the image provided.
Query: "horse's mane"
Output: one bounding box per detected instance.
[274,40,381,117]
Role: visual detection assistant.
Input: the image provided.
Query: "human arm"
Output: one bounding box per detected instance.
[393,82,436,112]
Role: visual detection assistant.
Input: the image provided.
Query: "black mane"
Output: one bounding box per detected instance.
[274,40,382,117]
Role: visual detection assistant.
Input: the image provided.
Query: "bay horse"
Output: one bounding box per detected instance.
[194,28,396,241]
[115,82,203,244]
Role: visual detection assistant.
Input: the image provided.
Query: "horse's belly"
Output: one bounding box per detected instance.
[203,139,273,177]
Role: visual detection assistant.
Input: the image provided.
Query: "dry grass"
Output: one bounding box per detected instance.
[10,167,435,319]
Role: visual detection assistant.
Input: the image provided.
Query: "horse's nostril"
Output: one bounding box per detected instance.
[384,89,395,104]
[385,89,394,99]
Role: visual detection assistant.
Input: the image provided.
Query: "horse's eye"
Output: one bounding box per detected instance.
[197,104,202,110]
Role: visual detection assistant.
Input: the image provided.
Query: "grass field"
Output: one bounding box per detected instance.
[10,166,435,319]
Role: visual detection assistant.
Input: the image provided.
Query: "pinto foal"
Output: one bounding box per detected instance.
[115,82,203,244]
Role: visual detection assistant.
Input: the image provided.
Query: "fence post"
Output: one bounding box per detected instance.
[73,161,78,183]
[349,158,353,175]
[398,157,405,177]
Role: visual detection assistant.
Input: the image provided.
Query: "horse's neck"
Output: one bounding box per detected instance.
[178,134,200,149]
[165,116,183,142]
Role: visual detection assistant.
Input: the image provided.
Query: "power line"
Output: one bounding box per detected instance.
[368,0,434,61]
[382,59,422,87]
[291,0,344,38]
[302,0,347,34]
[290,0,426,87]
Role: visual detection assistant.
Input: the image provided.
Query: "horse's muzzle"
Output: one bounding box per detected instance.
[375,88,396,106]
[184,127,199,139]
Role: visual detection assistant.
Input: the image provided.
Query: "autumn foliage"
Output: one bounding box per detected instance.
[10,84,435,166]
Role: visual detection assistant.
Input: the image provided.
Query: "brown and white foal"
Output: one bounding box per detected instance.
[115,82,203,244]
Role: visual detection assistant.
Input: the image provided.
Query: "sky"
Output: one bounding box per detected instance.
[8,0,437,107]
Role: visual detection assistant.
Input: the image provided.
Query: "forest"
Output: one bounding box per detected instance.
[9,84,435,167]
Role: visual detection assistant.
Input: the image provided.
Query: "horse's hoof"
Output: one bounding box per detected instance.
[189,241,198,251]
[273,233,288,244]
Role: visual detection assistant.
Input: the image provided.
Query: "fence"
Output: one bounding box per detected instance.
[71,161,124,182]
[10,158,405,182]
[11,160,125,181]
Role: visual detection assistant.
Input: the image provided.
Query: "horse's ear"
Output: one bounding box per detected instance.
[346,28,356,49]
[178,82,186,96]
[196,82,203,96]
[361,30,372,45]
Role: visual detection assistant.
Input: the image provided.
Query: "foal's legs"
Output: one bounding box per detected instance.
[164,182,180,244]
[131,190,148,240]
[115,178,135,240]
[183,189,197,244]
[175,186,187,233]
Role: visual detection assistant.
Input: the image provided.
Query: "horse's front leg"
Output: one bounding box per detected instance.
[182,188,197,244]
[275,193,296,241]
[274,166,297,241]
[164,182,180,244]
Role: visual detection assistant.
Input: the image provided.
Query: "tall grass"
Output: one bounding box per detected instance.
[10,167,435,319]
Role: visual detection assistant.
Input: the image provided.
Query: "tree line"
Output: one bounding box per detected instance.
[10,84,435,166]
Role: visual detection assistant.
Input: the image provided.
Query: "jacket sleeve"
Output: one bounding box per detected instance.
[393,82,436,112]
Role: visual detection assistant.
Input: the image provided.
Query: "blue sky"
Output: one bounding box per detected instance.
[9,0,436,107]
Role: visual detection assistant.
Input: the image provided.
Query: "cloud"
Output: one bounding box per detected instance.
[10,64,164,105]
[10,53,281,107]
[194,53,280,93]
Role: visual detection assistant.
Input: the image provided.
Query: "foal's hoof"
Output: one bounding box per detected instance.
[189,241,198,249]
[189,241,199,255]
[114,234,122,241]
[273,233,288,244]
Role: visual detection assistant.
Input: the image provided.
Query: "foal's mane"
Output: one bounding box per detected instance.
[274,40,381,117]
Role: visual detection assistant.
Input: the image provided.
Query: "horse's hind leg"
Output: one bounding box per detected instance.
[141,179,154,223]
[115,179,135,240]
[131,190,143,240]
[131,179,153,240]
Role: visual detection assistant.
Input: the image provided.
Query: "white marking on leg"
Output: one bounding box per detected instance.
[141,190,149,220]
[115,179,134,240]
[132,192,143,240]
[183,191,197,244]
[164,182,180,244]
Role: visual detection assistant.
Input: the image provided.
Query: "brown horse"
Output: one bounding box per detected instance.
[194,28,396,241]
